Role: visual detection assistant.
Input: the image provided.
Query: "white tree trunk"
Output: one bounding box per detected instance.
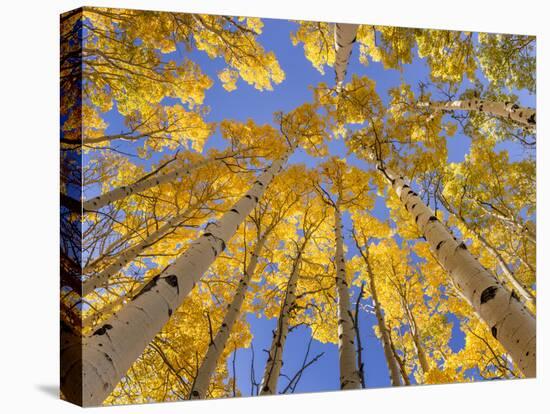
[82,206,195,297]
[83,157,215,211]
[334,205,362,389]
[334,23,359,88]
[357,241,402,386]
[61,144,297,406]
[189,236,267,399]
[365,148,536,377]
[418,99,536,128]
[259,251,303,395]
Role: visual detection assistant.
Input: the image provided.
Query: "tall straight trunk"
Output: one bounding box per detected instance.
[189,236,267,399]
[82,206,195,296]
[442,199,536,306]
[334,205,362,390]
[260,250,303,395]
[475,200,536,244]
[83,156,218,211]
[400,299,430,376]
[418,99,536,128]
[334,23,359,88]
[61,143,297,406]
[353,236,402,386]
[365,147,536,377]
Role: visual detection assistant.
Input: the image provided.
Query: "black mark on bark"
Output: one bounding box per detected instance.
[93,324,113,336]
[480,286,498,304]
[132,275,160,301]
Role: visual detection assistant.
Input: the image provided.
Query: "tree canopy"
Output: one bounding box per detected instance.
[60,7,536,406]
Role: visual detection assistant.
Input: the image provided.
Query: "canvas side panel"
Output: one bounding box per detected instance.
[60,7,84,407]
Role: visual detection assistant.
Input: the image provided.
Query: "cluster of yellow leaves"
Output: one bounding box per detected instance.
[218,67,240,92]
[416,30,476,84]
[83,10,213,112]
[319,157,375,213]
[351,211,392,240]
[385,83,452,176]
[358,26,476,83]
[81,105,108,142]
[424,367,464,385]
[220,119,287,162]
[385,191,422,240]
[356,25,415,70]
[281,103,330,156]
[189,14,285,91]
[478,33,536,93]
[291,21,335,74]
[316,75,383,137]
[447,318,521,380]
[64,7,289,157]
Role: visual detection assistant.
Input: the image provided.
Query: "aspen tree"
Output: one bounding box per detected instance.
[333,202,361,389]
[61,140,298,406]
[352,229,402,386]
[357,140,536,377]
[332,37,536,377]
[189,235,267,399]
[83,147,254,211]
[260,196,326,394]
[315,158,370,390]
[259,252,302,395]
[189,179,303,399]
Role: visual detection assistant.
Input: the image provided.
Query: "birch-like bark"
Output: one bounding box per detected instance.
[83,157,216,211]
[334,205,362,389]
[61,143,297,406]
[365,147,536,377]
[82,206,195,296]
[189,236,267,399]
[442,199,536,306]
[353,236,402,386]
[334,23,359,88]
[418,99,536,128]
[259,251,303,395]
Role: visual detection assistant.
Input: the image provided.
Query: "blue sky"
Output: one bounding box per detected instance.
[94,17,534,396]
